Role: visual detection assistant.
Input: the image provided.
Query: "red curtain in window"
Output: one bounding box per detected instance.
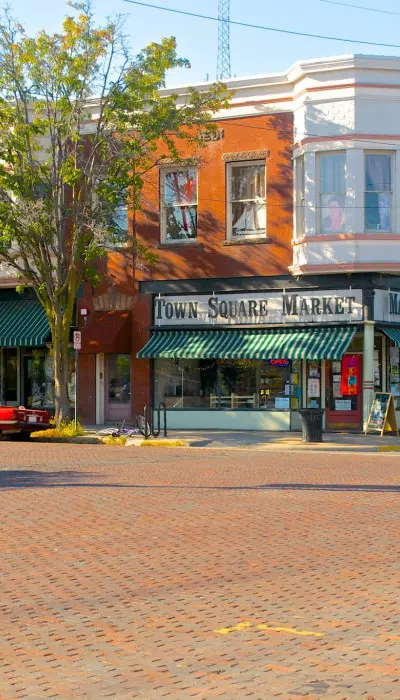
[340,355,361,396]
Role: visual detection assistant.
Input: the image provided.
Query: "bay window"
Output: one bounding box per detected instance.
[295,155,305,237]
[161,168,198,241]
[319,152,346,234]
[365,153,392,232]
[228,161,266,238]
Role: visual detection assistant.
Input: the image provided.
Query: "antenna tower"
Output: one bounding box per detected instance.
[217,0,231,80]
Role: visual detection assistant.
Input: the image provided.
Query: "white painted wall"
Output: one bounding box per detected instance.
[293,238,400,270]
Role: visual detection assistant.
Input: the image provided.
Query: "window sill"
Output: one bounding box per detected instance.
[158,239,202,249]
[223,237,272,246]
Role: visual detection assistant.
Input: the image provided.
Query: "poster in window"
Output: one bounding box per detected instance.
[309,362,319,378]
[335,399,352,411]
[340,355,361,396]
[390,346,400,365]
[307,378,320,398]
[333,382,342,398]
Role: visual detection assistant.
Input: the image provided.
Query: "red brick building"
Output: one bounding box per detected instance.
[73,55,400,431]
[77,104,294,425]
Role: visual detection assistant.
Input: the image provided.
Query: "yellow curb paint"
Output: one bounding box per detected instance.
[257,624,324,637]
[214,621,324,637]
[378,445,400,452]
[215,621,252,635]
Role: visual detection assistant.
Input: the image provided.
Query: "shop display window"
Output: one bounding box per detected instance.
[306,360,322,408]
[388,341,400,408]
[3,348,18,403]
[154,358,300,411]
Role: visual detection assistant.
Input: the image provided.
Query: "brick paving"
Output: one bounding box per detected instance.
[0,443,399,699]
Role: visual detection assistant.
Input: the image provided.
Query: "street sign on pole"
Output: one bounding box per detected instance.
[73,330,81,350]
[73,330,81,429]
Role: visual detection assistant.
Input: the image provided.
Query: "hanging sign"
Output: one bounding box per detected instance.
[340,355,361,396]
[154,289,363,327]
[365,392,398,436]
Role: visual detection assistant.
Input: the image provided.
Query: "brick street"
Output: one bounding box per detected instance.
[0,443,399,699]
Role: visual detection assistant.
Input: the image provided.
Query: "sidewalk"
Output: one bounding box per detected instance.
[84,425,400,452]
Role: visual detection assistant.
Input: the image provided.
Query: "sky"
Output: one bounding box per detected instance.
[8,0,400,86]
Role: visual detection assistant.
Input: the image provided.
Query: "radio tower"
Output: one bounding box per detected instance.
[217,0,231,80]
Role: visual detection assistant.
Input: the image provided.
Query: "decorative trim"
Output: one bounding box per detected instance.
[223,237,272,246]
[293,233,400,245]
[159,157,200,167]
[296,133,400,148]
[230,81,400,112]
[93,290,133,311]
[223,149,269,162]
[290,262,400,275]
[158,240,203,249]
[202,129,224,142]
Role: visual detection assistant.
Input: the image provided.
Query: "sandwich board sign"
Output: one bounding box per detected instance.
[365,392,398,436]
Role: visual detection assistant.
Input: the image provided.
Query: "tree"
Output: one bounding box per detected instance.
[0,2,228,423]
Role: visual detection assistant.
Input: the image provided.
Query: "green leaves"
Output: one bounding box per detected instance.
[0,1,228,322]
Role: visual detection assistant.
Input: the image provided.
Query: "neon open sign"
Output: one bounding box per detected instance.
[268,359,290,367]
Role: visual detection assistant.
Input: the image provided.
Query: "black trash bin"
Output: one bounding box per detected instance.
[298,408,324,443]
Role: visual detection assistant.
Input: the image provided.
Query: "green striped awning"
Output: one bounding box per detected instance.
[138,326,357,360]
[379,325,400,347]
[0,300,51,347]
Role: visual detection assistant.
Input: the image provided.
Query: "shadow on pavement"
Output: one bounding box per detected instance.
[0,470,399,492]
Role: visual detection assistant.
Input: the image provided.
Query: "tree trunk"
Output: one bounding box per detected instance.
[52,315,71,425]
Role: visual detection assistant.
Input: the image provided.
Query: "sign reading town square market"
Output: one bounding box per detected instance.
[155,289,363,327]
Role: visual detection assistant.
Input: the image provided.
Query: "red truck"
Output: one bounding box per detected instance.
[0,406,50,439]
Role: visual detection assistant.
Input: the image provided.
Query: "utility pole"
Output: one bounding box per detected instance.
[217,0,231,80]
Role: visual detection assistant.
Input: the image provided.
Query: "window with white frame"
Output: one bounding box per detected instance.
[112,204,128,236]
[228,161,266,238]
[319,152,346,234]
[296,155,305,237]
[365,153,392,232]
[161,168,198,241]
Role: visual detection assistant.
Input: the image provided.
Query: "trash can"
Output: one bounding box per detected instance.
[298,408,324,443]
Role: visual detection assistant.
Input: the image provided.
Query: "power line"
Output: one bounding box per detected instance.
[321,0,400,16]
[122,0,400,49]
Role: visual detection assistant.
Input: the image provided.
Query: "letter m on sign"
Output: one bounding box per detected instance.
[390,293,400,315]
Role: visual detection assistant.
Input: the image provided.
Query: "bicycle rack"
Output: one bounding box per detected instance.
[141,403,167,440]
[153,402,167,438]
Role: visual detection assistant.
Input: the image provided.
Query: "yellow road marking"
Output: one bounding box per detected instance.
[214,621,324,638]
[257,624,324,637]
[215,621,252,635]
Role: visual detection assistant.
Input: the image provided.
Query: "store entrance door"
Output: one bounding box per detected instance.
[104,353,131,423]
[325,355,363,430]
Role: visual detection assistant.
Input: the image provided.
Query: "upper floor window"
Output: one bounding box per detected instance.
[227,161,266,239]
[112,204,128,236]
[365,153,392,232]
[161,168,198,242]
[319,153,345,234]
[296,155,305,238]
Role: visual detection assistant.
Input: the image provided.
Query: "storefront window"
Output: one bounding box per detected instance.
[154,358,294,410]
[4,348,18,403]
[388,341,400,408]
[108,354,130,404]
[374,336,382,392]
[306,360,322,408]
